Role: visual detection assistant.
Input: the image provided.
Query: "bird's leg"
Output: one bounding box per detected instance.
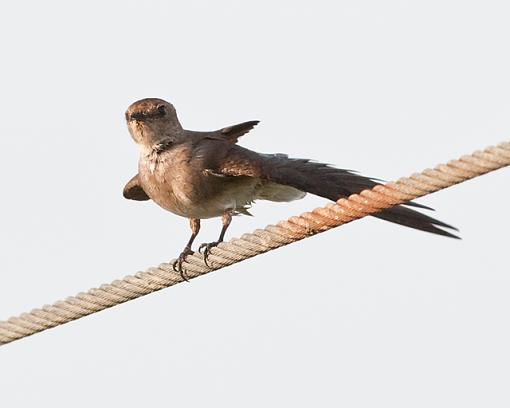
[199,212,232,266]
[173,218,201,281]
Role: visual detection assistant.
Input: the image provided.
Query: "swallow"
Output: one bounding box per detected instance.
[123,98,458,280]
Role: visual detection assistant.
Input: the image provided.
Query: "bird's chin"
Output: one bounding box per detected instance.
[128,118,146,130]
[127,121,146,143]
[129,118,144,125]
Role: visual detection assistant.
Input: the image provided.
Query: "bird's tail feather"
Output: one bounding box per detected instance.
[261,155,459,238]
[373,206,459,238]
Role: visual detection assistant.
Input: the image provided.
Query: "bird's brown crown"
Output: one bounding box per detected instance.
[125,98,177,122]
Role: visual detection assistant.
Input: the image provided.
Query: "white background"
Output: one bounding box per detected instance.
[1,1,509,407]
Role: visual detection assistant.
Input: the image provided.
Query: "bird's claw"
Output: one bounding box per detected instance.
[172,247,194,281]
[198,241,221,267]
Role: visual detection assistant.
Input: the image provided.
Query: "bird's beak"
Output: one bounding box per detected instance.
[128,112,145,121]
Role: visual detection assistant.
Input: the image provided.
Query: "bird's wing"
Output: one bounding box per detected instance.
[211,145,387,199]
[209,120,260,144]
[123,174,150,201]
[206,144,458,238]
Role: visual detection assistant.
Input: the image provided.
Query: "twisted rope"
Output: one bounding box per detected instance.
[1,141,509,346]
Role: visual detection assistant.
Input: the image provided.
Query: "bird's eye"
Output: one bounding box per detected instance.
[157,105,166,116]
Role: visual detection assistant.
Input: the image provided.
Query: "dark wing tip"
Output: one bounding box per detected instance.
[220,120,260,142]
[123,185,150,201]
[123,175,151,201]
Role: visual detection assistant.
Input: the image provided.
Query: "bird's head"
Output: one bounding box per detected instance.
[125,98,183,149]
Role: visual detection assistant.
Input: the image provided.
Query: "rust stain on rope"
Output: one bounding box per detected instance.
[1,141,509,346]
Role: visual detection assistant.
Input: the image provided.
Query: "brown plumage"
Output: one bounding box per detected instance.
[123,174,149,201]
[123,98,458,278]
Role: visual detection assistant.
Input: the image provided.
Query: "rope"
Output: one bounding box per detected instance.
[1,141,509,346]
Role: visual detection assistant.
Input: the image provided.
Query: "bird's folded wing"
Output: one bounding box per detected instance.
[210,145,458,237]
[123,174,150,201]
[212,145,390,200]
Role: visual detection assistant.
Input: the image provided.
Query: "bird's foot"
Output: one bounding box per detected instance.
[198,241,222,267]
[172,247,194,282]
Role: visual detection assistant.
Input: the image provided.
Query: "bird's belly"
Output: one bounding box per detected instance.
[155,179,258,219]
[199,177,259,218]
[140,160,258,219]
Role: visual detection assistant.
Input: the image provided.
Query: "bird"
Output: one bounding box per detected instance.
[123,98,458,279]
